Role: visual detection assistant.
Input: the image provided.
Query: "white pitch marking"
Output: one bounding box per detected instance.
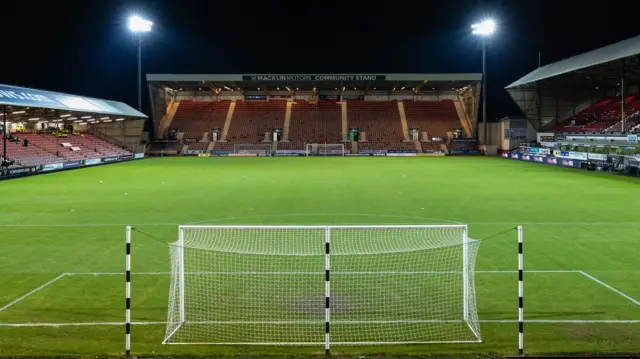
[63,269,581,276]
[0,274,67,312]
[1,319,639,327]
[579,271,640,306]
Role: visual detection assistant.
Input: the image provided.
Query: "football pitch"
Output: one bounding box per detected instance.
[0,156,638,357]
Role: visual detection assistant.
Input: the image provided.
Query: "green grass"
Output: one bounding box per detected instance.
[0,156,639,357]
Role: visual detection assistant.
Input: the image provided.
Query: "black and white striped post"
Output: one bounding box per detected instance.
[324,227,331,356]
[125,226,132,357]
[517,225,524,356]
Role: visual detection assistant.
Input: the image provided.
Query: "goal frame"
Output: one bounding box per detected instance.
[233,143,272,155]
[305,143,345,156]
[163,224,479,347]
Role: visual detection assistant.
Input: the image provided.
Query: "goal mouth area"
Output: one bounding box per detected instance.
[164,224,481,346]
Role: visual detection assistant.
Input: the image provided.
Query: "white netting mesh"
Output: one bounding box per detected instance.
[164,226,481,345]
[233,144,272,155]
[305,144,345,156]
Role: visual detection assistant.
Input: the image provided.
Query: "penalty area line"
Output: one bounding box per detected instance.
[579,271,640,306]
[0,274,67,313]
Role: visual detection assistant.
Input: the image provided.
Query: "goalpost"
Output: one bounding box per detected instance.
[233,143,272,155]
[305,143,345,156]
[162,225,482,348]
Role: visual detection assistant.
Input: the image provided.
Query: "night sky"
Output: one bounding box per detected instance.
[1,0,639,120]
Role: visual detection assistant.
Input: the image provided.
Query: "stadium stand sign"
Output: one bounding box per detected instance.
[242,74,386,82]
[183,149,203,155]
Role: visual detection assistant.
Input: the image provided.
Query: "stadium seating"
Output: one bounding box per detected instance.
[225,101,286,144]
[71,134,131,157]
[172,101,230,141]
[4,132,132,167]
[287,101,343,149]
[347,101,404,149]
[403,100,460,140]
[2,137,61,168]
[555,96,640,133]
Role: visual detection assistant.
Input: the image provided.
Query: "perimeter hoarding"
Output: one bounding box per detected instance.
[0,154,145,180]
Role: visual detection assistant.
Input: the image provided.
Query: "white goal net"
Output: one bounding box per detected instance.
[305,143,346,156]
[233,143,272,155]
[164,225,481,347]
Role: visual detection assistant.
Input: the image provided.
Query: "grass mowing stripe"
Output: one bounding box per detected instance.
[579,271,640,305]
[0,274,67,312]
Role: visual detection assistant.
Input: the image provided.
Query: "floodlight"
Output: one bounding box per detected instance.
[129,15,152,32]
[12,110,26,115]
[471,19,496,36]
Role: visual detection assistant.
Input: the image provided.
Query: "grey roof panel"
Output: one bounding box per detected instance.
[0,83,146,118]
[506,35,640,89]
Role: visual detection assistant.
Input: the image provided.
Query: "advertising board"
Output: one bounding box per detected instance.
[42,163,64,172]
[63,161,83,169]
[85,158,102,166]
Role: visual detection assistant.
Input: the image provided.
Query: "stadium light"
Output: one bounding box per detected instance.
[129,15,152,112]
[100,117,110,120]
[12,110,25,115]
[471,19,495,36]
[28,118,39,121]
[224,86,232,91]
[115,118,125,121]
[129,15,152,32]
[81,115,92,119]
[60,114,71,118]
[471,18,496,147]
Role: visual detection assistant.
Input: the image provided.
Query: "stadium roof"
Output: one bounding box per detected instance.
[0,83,146,118]
[506,35,640,89]
[147,73,482,92]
